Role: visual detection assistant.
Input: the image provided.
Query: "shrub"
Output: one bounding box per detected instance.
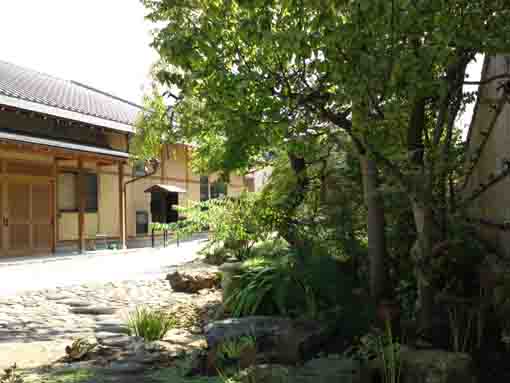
[225,248,364,322]
[127,306,176,341]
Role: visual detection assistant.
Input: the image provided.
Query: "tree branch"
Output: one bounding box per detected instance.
[464,73,510,85]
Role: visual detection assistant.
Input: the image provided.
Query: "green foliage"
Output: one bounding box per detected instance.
[160,193,276,260]
[249,238,289,259]
[216,336,258,374]
[127,306,176,341]
[131,88,174,161]
[225,248,362,322]
[148,368,223,383]
[347,320,402,383]
[429,222,487,297]
[37,368,97,383]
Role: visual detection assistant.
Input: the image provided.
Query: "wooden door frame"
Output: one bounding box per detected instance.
[1,158,55,256]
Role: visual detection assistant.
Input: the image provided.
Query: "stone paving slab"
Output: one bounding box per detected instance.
[0,278,179,369]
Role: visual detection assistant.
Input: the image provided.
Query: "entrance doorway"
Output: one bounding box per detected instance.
[1,179,53,256]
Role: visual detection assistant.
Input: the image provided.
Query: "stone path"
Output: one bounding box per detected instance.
[0,276,211,369]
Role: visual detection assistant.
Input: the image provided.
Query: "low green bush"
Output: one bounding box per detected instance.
[127,306,176,341]
[225,248,365,323]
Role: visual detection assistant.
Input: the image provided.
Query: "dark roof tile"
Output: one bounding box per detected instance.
[0,60,141,128]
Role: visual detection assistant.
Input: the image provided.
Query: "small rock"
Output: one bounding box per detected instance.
[166,268,220,293]
[96,333,140,349]
[71,307,117,315]
[144,341,168,353]
[60,300,91,307]
[45,294,72,301]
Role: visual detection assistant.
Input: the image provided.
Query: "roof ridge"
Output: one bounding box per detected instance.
[70,80,143,109]
[0,59,69,83]
[0,59,143,110]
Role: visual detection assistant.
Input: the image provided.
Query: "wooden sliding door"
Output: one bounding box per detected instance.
[0,179,53,256]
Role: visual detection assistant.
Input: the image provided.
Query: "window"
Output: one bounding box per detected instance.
[200,176,209,201]
[200,176,228,201]
[136,211,149,234]
[58,172,76,211]
[210,181,227,199]
[133,160,146,177]
[84,174,98,212]
[58,172,98,212]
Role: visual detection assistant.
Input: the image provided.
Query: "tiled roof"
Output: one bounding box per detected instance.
[0,60,141,131]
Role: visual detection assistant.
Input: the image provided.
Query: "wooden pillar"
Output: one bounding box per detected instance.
[118,162,126,249]
[51,158,58,253]
[78,158,86,253]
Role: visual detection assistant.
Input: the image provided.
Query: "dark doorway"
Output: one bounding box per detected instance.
[167,192,179,223]
[150,190,179,224]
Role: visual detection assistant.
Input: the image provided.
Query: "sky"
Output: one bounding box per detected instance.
[0,0,158,105]
[0,1,482,136]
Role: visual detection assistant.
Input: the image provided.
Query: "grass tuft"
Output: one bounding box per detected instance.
[127,306,176,342]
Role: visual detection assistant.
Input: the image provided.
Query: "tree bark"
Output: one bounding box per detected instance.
[278,153,309,250]
[407,97,438,330]
[360,155,390,301]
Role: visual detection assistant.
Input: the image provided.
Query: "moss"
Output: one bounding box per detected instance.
[148,368,223,382]
[22,368,99,383]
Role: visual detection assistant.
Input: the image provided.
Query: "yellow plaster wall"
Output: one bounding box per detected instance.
[57,143,249,241]
[58,212,98,240]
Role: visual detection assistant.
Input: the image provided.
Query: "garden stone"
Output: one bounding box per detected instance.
[205,316,328,364]
[60,300,91,307]
[95,319,128,334]
[96,333,139,349]
[71,307,117,315]
[163,328,207,350]
[398,348,476,383]
[166,268,220,293]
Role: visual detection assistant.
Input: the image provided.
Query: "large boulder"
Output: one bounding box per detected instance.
[166,268,220,293]
[398,348,476,383]
[204,316,328,364]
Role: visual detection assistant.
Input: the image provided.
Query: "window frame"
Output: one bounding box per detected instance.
[57,171,99,213]
[136,210,149,235]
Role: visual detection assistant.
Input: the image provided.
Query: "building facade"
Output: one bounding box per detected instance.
[0,60,251,256]
[464,55,510,257]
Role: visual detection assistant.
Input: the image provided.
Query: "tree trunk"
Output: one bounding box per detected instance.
[360,155,390,302]
[407,96,438,330]
[411,200,436,330]
[278,153,309,250]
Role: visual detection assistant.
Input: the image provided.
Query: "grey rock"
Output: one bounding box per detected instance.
[71,307,117,315]
[60,300,91,308]
[399,348,476,383]
[45,294,72,301]
[96,333,141,349]
[205,316,328,364]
